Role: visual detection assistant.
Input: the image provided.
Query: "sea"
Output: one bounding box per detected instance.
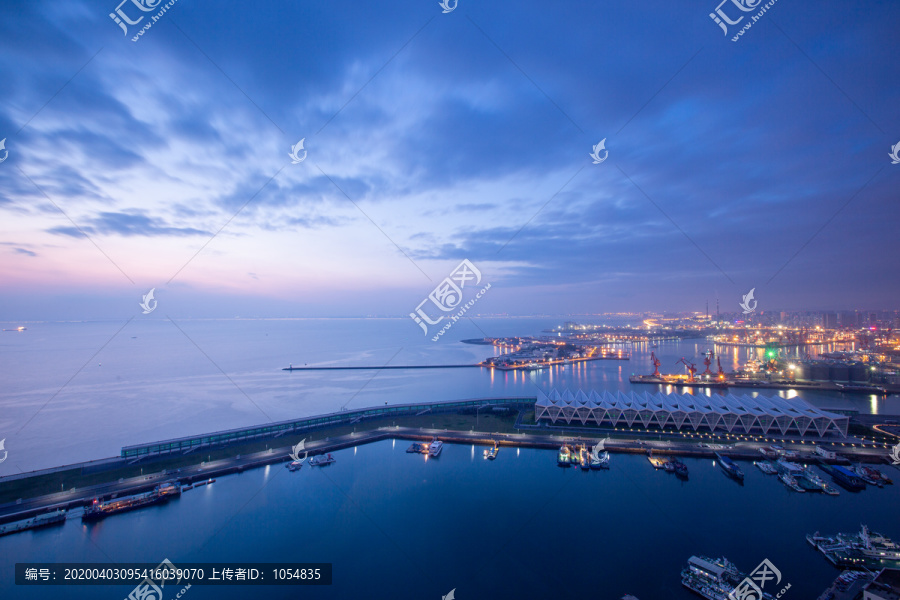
[1,317,898,599]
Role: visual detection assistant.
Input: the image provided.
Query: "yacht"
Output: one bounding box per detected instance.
[428,439,444,457]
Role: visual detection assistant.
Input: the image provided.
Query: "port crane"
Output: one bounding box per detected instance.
[677,357,697,381]
[717,356,725,380]
[650,352,661,377]
[701,350,715,376]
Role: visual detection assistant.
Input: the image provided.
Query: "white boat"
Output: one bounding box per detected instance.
[428,439,443,457]
[309,453,336,467]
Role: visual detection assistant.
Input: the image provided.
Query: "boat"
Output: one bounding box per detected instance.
[715,453,744,481]
[681,555,773,600]
[82,488,171,521]
[406,442,429,454]
[755,461,777,475]
[0,510,67,537]
[853,465,883,487]
[428,439,444,457]
[578,445,590,470]
[557,445,572,467]
[309,453,336,467]
[808,525,900,568]
[287,460,303,471]
[673,459,689,478]
[778,473,804,492]
[828,465,867,491]
[484,441,499,460]
[664,460,675,473]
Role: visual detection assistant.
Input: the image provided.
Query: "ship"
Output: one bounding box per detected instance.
[852,465,884,487]
[557,445,572,467]
[428,439,444,457]
[825,464,867,491]
[484,441,499,460]
[681,555,773,600]
[0,510,67,537]
[82,487,173,521]
[673,459,689,478]
[807,525,900,568]
[755,461,777,475]
[309,453,336,467]
[715,453,744,481]
[778,472,804,492]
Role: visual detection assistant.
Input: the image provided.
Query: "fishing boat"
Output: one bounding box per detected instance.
[484,441,499,460]
[309,453,336,467]
[673,459,689,478]
[428,439,444,457]
[578,445,590,470]
[557,445,572,467]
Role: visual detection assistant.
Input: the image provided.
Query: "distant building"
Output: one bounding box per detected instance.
[864,568,900,600]
[840,311,858,328]
[823,312,838,330]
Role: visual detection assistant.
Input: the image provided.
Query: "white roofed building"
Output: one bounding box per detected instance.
[533,389,849,437]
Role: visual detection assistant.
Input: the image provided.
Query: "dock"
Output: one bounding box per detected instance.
[648,456,669,469]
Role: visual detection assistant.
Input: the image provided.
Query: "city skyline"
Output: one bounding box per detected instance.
[1,0,899,320]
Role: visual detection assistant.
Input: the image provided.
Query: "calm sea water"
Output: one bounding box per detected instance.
[2,440,899,599]
[0,317,896,472]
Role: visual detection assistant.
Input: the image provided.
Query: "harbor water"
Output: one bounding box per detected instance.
[2,439,899,599]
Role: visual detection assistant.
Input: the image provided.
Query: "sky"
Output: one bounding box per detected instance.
[0,0,898,320]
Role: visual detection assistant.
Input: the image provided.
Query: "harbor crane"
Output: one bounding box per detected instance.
[701,350,715,376]
[717,356,725,380]
[677,357,697,381]
[650,352,661,378]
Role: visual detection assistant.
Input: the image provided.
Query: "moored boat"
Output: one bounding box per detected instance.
[428,439,444,457]
[715,453,744,481]
[309,453,336,467]
[778,473,804,492]
[557,445,572,467]
[0,510,67,537]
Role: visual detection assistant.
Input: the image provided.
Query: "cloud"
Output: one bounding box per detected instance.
[47,211,210,238]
